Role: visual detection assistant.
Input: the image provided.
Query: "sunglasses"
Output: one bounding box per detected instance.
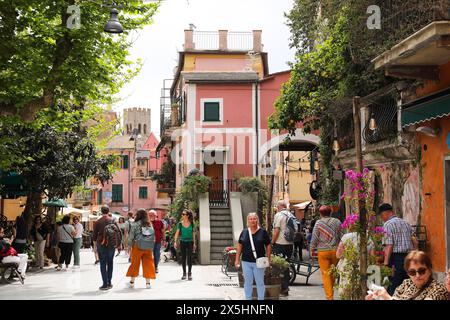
[407,267,427,277]
[181,213,188,216]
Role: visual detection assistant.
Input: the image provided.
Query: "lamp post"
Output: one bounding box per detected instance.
[352,96,368,298]
[104,2,124,34]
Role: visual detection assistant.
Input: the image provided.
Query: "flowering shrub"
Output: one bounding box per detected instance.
[224,246,237,255]
[335,167,392,299]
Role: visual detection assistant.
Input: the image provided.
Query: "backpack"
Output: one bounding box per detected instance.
[135,223,155,250]
[101,221,122,248]
[282,211,299,242]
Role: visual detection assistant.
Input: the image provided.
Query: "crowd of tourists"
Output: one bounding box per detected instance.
[233,200,450,301]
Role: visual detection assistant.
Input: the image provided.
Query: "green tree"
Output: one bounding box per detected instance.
[0,0,159,121]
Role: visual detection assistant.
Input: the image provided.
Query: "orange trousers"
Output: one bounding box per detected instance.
[126,244,156,279]
[317,250,338,300]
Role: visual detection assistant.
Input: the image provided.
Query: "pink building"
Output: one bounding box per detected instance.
[160,30,319,192]
[95,130,169,218]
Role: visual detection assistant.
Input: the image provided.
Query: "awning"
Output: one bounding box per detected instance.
[293,201,312,210]
[402,90,450,128]
[43,199,68,208]
[0,171,28,197]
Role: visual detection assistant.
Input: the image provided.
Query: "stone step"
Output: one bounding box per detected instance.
[211,246,232,254]
[211,252,225,261]
[210,220,232,227]
[210,214,232,221]
[210,209,231,214]
[211,233,234,240]
[210,227,233,233]
[210,259,223,265]
[210,239,236,247]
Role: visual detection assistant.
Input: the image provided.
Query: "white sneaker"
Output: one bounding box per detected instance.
[128,282,135,288]
[72,265,80,269]
[146,282,151,289]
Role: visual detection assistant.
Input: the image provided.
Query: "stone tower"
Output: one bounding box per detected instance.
[123,107,151,137]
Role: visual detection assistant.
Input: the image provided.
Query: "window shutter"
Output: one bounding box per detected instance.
[139,187,148,199]
[122,155,129,169]
[203,102,220,121]
[98,190,103,205]
[112,185,123,202]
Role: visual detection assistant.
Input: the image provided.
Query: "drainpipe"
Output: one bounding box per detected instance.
[128,150,131,212]
[255,81,259,177]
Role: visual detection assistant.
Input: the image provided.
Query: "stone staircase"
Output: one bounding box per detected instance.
[209,207,234,265]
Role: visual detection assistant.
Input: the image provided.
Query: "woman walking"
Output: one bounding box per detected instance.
[235,212,271,300]
[72,216,84,268]
[30,216,50,269]
[174,209,196,280]
[117,217,127,256]
[57,215,76,271]
[126,209,156,288]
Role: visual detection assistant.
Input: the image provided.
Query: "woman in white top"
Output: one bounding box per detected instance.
[57,215,76,271]
[336,215,375,298]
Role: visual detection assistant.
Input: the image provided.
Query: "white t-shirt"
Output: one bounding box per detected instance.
[58,224,75,243]
[273,210,292,245]
[74,223,84,239]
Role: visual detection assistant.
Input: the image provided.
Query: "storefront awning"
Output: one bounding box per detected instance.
[402,90,450,128]
[43,199,68,208]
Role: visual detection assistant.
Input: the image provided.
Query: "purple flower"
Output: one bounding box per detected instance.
[363,168,369,174]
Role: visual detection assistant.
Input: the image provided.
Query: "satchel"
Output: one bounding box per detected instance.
[248,228,269,269]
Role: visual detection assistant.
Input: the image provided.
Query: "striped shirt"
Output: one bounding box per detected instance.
[382,216,414,253]
[310,217,342,252]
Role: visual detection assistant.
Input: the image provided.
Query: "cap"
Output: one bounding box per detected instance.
[378,203,393,215]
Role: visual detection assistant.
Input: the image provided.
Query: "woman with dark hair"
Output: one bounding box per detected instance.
[174,209,196,280]
[30,215,50,269]
[366,250,448,300]
[56,215,76,271]
[126,209,156,289]
[117,216,126,256]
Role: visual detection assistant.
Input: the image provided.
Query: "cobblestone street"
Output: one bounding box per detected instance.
[0,250,325,300]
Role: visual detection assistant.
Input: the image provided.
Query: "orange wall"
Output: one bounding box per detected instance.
[417,115,450,273]
[414,60,450,272]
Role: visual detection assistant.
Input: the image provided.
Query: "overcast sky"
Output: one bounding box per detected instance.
[113,0,296,136]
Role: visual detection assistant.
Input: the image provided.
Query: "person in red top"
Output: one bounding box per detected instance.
[0,226,28,278]
[149,210,165,273]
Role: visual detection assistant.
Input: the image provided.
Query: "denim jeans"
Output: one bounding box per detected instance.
[388,253,408,295]
[97,243,115,286]
[272,243,293,291]
[153,242,161,269]
[242,261,265,300]
[73,238,82,266]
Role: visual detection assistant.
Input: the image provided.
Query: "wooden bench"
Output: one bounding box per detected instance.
[0,262,24,285]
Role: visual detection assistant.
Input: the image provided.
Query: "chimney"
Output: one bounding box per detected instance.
[253,30,262,52]
[219,30,228,51]
[184,29,195,51]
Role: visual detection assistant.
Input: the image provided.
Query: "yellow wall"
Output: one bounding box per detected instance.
[3,197,26,221]
[287,152,312,203]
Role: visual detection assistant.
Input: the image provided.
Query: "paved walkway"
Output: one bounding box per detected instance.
[0,250,326,300]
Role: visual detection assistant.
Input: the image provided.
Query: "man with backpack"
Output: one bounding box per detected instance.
[272,200,296,296]
[92,205,122,290]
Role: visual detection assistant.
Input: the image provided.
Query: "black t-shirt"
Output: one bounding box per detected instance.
[15,217,27,240]
[238,228,271,263]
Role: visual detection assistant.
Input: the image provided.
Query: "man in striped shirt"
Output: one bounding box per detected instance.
[379,203,418,295]
[310,205,342,300]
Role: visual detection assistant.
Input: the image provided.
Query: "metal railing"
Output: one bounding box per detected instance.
[193,31,254,51]
[363,95,398,144]
[209,179,239,208]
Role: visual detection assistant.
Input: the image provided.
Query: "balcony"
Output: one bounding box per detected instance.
[184,30,262,52]
[368,0,450,78]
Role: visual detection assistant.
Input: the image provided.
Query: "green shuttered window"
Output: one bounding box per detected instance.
[203,102,220,122]
[112,184,123,202]
[122,155,129,169]
[139,186,148,199]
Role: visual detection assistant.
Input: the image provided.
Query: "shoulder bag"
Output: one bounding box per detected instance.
[248,228,269,269]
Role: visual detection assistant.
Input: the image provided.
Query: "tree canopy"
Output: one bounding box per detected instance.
[0,0,159,121]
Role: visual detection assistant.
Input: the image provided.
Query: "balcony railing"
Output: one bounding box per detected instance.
[363,94,398,144]
[350,0,450,62]
[193,31,253,51]
[209,179,239,208]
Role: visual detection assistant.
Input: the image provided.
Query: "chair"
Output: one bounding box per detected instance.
[0,262,24,285]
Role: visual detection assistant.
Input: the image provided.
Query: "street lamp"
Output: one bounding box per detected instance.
[104,3,123,34]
